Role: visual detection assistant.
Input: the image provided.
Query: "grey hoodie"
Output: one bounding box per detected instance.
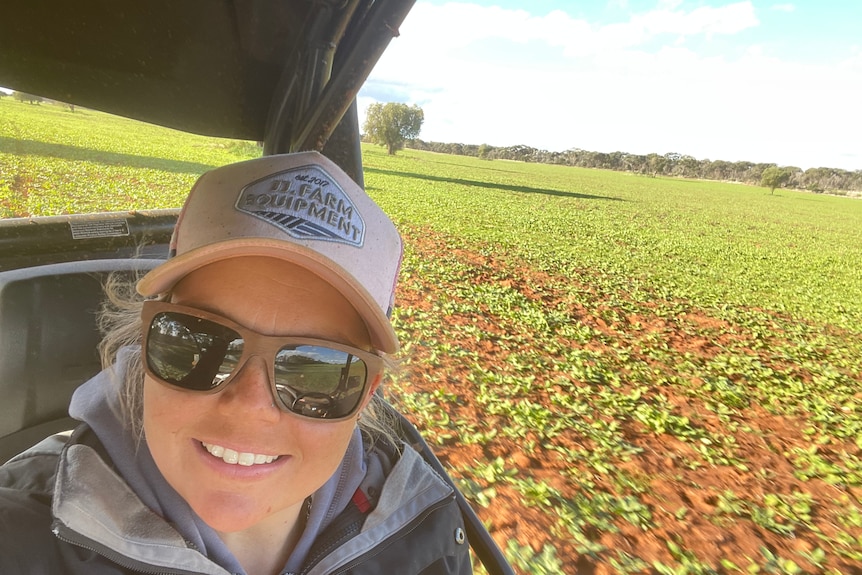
[0,356,471,574]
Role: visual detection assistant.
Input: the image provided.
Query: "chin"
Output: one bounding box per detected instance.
[190,490,300,534]
[189,494,267,531]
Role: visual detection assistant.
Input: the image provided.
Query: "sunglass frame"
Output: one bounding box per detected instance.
[140,300,384,421]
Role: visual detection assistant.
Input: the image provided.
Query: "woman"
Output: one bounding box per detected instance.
[0,152,472,574]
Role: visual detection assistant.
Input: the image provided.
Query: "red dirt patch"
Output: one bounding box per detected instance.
[390,225,862,574]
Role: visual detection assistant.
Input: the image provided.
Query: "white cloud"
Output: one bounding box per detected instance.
[360,2,862,170]
[770,4,796,12]
[625,2,758,39]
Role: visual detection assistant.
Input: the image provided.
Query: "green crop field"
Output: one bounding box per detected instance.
[2,99,861,574]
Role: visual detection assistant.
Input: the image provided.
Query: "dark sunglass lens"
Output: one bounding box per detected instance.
[273,346,367,418]
[147,312,242,390]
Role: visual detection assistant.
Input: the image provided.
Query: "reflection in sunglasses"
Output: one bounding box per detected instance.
[141,301,382,420]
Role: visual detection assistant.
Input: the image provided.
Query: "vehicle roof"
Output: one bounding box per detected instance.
[0,0,410,143]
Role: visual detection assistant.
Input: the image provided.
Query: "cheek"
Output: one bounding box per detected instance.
[144,378,177,430]
[293,420,358,480]
[142,378,197,456]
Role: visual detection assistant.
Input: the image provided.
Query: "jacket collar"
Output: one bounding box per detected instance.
[53,437,231,575]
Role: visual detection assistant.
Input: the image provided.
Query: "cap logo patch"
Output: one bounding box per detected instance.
[236,165,365,246]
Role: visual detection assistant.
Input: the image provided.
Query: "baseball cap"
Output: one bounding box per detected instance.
[137,151,403,353]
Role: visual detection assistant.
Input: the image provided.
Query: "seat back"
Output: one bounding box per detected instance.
[0,259,161,462]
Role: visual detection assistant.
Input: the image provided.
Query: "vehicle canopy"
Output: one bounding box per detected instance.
[1,0,414,180]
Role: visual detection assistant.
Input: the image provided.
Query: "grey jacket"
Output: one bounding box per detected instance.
[0,425,471,574]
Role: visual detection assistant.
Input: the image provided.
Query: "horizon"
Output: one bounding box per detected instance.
[2,89,854,175]
[359,0,862,172]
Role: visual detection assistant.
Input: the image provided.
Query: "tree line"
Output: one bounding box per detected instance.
[3,90,77,110]
[405,140,862,195]
[11,92,853,195]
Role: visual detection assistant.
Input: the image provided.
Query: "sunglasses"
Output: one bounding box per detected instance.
[141,301,383,421]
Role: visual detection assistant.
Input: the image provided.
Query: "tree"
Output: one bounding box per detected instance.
[12,91,43,104]
[761,166,791,195]
[363,102,423,155]
[646,153,668,177]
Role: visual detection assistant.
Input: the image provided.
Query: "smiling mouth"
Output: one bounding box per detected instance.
[201,442,280,466]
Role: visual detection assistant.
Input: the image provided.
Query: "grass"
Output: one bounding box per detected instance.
[362,148,862,333]
[0,98,259,216]
[2,99,861,574]
[367,150,861,573]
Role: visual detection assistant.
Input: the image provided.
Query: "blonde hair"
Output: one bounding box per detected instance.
[98,270,402,450]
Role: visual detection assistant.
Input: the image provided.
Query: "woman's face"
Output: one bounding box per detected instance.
[142,256,377,533]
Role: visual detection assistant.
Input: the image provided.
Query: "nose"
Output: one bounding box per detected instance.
[216,355,280,421]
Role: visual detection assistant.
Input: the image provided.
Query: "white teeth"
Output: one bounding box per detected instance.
[202,442,279,466]
[223,448,239,464]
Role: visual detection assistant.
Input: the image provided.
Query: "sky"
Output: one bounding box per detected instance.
[358,0,862,171]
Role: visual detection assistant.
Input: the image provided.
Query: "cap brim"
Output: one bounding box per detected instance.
[137,238,399,354]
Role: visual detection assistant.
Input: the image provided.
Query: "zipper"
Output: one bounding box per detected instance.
[300,493,455,575]
[298,506,365,573]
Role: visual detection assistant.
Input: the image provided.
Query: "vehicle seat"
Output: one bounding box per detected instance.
[0,259,161,463]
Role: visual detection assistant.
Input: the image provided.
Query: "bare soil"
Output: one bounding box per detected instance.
[392,226,862,575]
